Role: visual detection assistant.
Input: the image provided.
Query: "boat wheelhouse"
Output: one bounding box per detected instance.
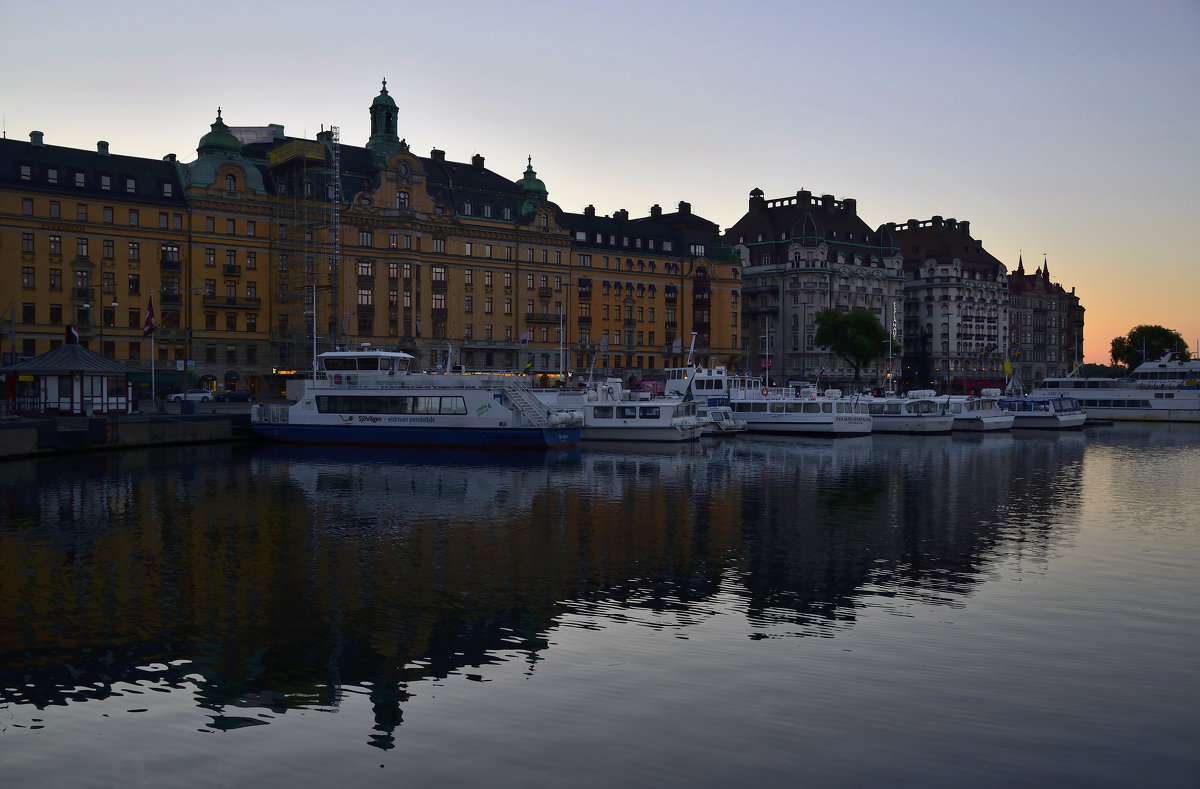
[535,377,703,442]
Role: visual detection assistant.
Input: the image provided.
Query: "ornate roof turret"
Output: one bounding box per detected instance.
[367,78,402,161]
[196,108,243,156]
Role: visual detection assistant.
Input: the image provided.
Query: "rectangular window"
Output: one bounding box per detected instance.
[50,201,60,218]
[77,204,88,221]
[226,219,235,234]
[246,251,256,270]
[103,206,114,223]
[22,198,33,215]
[226,250,237,268]
[103,239,114,259]
[128,274,140,295]
[205,248,216,267]
[464,269,473,286]
[20,164,31,181]
[465,295,473,313]
[433,239,445,253]
[359,230,372,246]
[22,233,34,253]
[464,242,473,256]
[100,174,111,190]
[226,313,237,332]
[51,304,63,324]
[77,238,89,257]
[173,214,183,230]
[48,168,59,184]
[129,208,139,226]
[163,183,173,197]
[22,267,35,289]
[206,216,215,232]
[50,269,62,290]
[159,212,168,228]
[128,242,140,261]
[246,220,256,237]
[125,177,136,193]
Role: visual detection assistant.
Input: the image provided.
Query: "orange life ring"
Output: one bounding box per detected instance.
[760,386,769,396]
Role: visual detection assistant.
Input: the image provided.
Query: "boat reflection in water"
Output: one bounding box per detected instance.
[7,426,1193,788]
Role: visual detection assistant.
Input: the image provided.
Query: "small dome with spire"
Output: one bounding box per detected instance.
[197,108,242,156]
[372,78,397,109]
[518,156,547,197]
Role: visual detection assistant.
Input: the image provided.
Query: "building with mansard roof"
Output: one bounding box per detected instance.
[887,216,1011,393]
[562,201,740,373]
[725,188,905,386]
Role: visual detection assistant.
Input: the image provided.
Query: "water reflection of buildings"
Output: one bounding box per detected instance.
[0,432,1089,748]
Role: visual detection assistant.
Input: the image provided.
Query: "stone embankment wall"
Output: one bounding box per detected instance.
[0,413,256,460]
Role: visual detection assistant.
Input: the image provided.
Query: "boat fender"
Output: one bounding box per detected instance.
[761,387,769,397]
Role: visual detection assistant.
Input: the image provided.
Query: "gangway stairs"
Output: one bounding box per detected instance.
[503,378,551,426]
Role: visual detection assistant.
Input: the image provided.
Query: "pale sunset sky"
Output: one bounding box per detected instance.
[3,0,1197,363]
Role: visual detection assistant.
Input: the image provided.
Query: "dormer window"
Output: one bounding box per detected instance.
[225,174,236,190]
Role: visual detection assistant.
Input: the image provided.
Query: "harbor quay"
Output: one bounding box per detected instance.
[0,403,255,460]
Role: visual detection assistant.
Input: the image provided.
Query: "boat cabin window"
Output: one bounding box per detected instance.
[593,406,614,419]
[314,394,466,415]
[639,406,661,419]
[617,406,639,419]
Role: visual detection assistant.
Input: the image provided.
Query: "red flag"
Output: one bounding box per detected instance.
[143,296,155,337]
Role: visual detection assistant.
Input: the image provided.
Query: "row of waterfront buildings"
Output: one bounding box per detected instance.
[1,81,1083,396]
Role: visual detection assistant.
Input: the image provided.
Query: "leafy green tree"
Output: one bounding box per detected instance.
[813,308,888,381]
[1110,325,1190,370]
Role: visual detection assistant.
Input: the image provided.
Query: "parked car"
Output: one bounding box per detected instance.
[215,389,254,402]
[167,389,213,403]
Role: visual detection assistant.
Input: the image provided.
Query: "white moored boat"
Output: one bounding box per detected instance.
[536,378,703,442]
[662,361,746,437]
[724,376,873,436]
[1030,352,1200,423]
[251,347,581,449]
[860,390,954,434]
[998,394,1087,429]
[944,388,1014,431]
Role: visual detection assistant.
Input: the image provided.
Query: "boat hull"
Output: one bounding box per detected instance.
[250,421,580,449]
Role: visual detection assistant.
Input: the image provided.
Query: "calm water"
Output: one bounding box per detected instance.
[2,425,1198,787]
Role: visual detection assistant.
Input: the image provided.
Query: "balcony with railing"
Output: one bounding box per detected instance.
[224,264,242,277]
[525,312,561,324]
[203,295,262,309]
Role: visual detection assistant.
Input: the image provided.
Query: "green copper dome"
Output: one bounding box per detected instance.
[372,78,397,109]
[197,109,242,156]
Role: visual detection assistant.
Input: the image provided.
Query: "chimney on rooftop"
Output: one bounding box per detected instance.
[30,131,44,146]
[97,141,110,156]
[584,204,596,217]
[650,204,662,219]
[471,153,484,169]
[431,148,445,162]
[677,201,691,215]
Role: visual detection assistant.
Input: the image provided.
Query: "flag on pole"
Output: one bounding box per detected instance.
[65,326,80,344]
[143,296,156,337]
[599,335,609,352]
[671,337,682,354]
[523,355,534,372]
[519,330,532,349]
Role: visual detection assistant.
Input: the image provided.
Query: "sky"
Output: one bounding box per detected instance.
[3,0,1198,363]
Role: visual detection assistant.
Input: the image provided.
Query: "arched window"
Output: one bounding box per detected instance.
[225,174,236,191]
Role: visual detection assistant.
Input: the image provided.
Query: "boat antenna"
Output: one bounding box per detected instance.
[686,331,698,367]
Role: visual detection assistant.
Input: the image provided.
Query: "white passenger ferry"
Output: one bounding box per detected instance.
[251,347,581,449]
[1030,352,1200,422]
